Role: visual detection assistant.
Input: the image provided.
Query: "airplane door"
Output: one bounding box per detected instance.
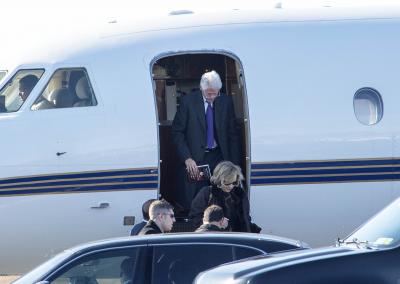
[151,52,250,218]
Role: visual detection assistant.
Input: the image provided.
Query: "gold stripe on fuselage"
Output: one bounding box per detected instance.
[0,180,157,192]
[0,187,157,197]
[251,157,394,165]
[0,173,158,188]
[0,167,158,183]
[251,164,394,172]
[252,170,395,179]
[253,179,395,186]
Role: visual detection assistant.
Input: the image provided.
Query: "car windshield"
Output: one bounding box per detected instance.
[344,197,400,249]
[13,250,73,284]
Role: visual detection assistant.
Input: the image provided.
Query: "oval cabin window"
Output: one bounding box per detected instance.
[353,87,383,125]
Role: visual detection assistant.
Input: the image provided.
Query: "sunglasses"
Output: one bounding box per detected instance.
[223,180,240,187]
[161,213,175,219]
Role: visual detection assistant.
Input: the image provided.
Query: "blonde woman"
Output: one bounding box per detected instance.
[190,161,260,232]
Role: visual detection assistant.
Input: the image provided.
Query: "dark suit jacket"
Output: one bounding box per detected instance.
[190,185,252,232]
[130,220,147,236]
[138,220,163,235]
[195,223,224,232]
[172,90,241,165]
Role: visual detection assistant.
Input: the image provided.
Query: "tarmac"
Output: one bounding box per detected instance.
[0,275,19,284]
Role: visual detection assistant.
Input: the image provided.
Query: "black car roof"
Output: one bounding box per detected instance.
[66,232,302,255]
[196,246,358,282]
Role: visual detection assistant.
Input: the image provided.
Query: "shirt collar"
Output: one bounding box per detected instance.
[203,95,213,106]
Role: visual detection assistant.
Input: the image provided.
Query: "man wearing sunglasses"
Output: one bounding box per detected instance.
[172,70,241,211]
[138,200,176,235]
[130,198,157,236]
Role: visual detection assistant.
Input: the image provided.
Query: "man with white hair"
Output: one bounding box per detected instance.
[172,70,241,210]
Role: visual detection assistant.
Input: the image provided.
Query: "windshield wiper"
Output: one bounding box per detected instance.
[336,238,374,249]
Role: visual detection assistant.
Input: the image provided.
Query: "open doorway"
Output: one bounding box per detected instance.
[151,52,250,220]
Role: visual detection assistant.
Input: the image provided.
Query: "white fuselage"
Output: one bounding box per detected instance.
[1,7,400,273]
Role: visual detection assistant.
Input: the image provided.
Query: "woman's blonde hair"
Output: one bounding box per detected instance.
[210,161,244,187]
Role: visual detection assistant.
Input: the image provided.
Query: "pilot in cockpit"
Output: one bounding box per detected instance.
[18,74,38,102]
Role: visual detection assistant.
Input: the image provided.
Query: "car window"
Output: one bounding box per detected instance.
[233,246,263,259]
[48,248,140,284]
[255,240,299,253]
[151,243,263,284]
[31,68,97,111]
[0,69,44,113]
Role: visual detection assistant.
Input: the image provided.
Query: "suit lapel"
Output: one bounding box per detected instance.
[195,92,206,131]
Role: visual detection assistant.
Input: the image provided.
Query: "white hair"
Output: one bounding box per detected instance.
[200,70,222,91]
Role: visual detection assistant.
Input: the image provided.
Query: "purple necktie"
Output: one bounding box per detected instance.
[206,102,214,149]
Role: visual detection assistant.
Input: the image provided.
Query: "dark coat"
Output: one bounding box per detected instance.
[130,220,147,236]
[189,185,252,232]
[172,90,241,165]
[138,220,162,235]
[195,223,224,232]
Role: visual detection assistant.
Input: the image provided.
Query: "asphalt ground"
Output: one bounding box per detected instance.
[0,275,19,284]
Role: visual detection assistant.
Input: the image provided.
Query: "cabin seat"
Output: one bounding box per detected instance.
[73,77,92,107]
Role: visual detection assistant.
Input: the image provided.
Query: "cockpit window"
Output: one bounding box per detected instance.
[31,68,97,111]
[345,198,400,249]
[0,70,6,82]
[0,69,44,113]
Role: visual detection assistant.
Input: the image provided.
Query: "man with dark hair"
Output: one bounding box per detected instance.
[195,205,228,232]
[130,198,157,236]
[19,74,39,102]
[138,200,175,235]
